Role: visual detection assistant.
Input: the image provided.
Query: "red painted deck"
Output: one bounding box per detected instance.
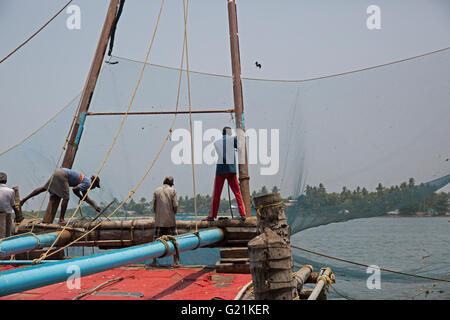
[0,265,251,300]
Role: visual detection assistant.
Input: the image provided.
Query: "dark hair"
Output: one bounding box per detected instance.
[91,175,100,188]
[163,176,174,186]
[222,126,232,135]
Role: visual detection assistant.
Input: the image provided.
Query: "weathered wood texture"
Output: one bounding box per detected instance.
[215,247,250,274]
[253,192,291,243]
[249,193,297,300]
[12,186,24,222]
[16,217,258,249]
[293,265,313,292]
[14,248,65,261]
[0,212,12,239]
[248,228,296,299]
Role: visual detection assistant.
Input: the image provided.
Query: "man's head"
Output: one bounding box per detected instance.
[163,176,174,186]
[90,175,101,189]
[0,172,7,184]
[222,126,232,136]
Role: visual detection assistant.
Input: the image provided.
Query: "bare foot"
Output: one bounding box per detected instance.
[58,220,67,225]
[173,263,183,268]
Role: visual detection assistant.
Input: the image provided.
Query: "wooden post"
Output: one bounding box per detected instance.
[248,192,298,299]
[293,265,313,292]
[0,213,12,239]
[227,0,251,217]
[253,192,291,243]
[62,0,120,169]
[12,186,24,223]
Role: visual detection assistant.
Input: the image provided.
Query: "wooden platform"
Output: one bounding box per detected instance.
[215,247,250,274]
[15,216,258,249]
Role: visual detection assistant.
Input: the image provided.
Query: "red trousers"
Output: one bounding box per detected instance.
[209,173,246,218]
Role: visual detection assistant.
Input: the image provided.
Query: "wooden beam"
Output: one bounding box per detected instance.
[86,109,234,116]
[62,0,120,168]
[308,267,333,300]
[227,0,252,217]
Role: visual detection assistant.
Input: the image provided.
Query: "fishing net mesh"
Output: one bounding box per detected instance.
[1,51,449,299]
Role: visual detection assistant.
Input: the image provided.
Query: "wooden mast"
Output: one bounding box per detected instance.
[61,0,120,169]
[227,0,252,217]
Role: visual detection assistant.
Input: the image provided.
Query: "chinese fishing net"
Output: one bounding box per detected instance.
[1,42,449,300]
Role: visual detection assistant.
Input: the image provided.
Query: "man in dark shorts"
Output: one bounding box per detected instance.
[151,176,180,267]
[20,168,101,224]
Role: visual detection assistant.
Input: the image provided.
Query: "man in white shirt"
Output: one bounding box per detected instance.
[0,172,20,238]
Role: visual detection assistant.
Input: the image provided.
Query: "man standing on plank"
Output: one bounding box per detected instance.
[203,127,246,221]
[151,176,180,267]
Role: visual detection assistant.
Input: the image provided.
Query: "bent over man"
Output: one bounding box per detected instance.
[21,168,101,224]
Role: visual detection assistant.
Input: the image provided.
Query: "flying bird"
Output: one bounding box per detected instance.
[255,61,261,69]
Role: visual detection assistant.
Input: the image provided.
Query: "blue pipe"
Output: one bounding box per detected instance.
[0,232,61,258]
[0,228,224,297]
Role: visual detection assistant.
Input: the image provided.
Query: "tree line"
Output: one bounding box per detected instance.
[26,178,449,218]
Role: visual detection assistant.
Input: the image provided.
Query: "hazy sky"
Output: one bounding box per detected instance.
[0,0,449,208]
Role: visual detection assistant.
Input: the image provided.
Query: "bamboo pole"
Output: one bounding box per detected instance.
[227,0,251,217]
[86,109,234,116]
[308,267,333,300]
[62,0,120,168]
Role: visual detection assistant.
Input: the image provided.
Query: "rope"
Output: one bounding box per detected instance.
[192,231,201,250]
[2,47,447,159]
[238,175,250,181]
[27,81,86,222]
[256,201,283,216]
[35,0,194,261]
[156,235,180,261]
[35,0,167,264]
[72,276,129,300]
[329,285,357,300]
[0,0,74,65]
[0,91,81,158]
[317,274,333,287]
[182,0,198,232]
[291,245,450,283]
[112,46,450,83]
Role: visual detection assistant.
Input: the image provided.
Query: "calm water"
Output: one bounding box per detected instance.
[68,216,449,300]
[291,216,450,300]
